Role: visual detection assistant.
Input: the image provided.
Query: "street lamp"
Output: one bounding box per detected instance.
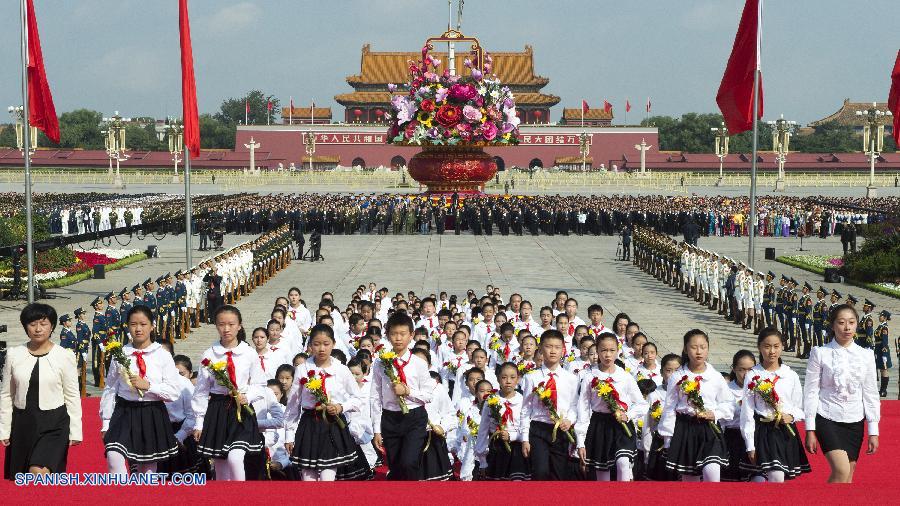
[7,105,38,155]
[579,132,590,172]
[167,118,183,182]
[766,114,795,192]
[101,111,130,188]
[855,102,892,198]
[304,131,316,172]
[711,122,729,186]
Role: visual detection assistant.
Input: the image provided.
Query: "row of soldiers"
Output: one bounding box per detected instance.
[56,225,295,396]
[631,226,894,397]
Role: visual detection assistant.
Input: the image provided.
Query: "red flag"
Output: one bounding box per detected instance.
[626,100,632,113]
[25,0,59,144]
[646,97,652,113]
[889,49,900,145]
[603,100,612,114]
[178,0,199,157]
[245,100,250,114]
[716,0,763,134]
[267,100,273,112]
[582,100,589,113]
[290,96,294,110]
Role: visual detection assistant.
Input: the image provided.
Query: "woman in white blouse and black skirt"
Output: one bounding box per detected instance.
[804,304,880,483]
[101,305,181,476]
[1,303,82,479]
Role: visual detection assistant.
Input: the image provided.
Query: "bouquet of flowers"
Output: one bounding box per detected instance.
[465,415,479,441]
[649,399,663,424]
[103,340,143,399]
[516,361,536,376]
[386,46,520,146]
[488,335,510,363]
[378,350,409,414]
[299,370,345,429]
[442,359,462,377]
[590,377,632,437]
[747,375,795,436]
[486,392,512,452]
[676,375,720,434]
[532,381,575,443]
[201,357,255,422]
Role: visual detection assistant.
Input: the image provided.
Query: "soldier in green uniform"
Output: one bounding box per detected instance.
[762,271,776,328]
[90,296,107,387]
[798,282,813,358]
[784,278,797,352]
[858,299,876,349]
[813,286,828,348]
[74,307,91,396]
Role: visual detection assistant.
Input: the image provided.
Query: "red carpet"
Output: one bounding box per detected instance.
[2,398,898,502]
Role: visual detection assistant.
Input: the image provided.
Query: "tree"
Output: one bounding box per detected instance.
[215,90,279,126]
[199,114,235,149]
[0,124,15,148]
[57,109,104,149]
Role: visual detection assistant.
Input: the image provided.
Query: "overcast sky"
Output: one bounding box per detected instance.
[0,0,896,125]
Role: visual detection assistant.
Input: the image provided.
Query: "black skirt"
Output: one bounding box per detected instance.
[814,414,864,462]
[484,439,531,481]
[665,413,729,475]
[157,420,201,474]
[722,427,749,482]
[197,393,264,458]
[645,432,678,481]
[3,405,69,479]
[740,416,810,479]
[104,397,178,463]
[583,411,637,470]
[420,432,452,481]
[336,444,374,481]
[290,408,358,469]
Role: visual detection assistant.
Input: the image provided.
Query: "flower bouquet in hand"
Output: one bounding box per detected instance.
[486,392,512,452]
[378,350,409,414]
[532,381,575,443]
[747,375,795,436]
[103,340,143,399]
[201,358,255,422]
[676,375,720,434]
[300,370,346,429]
[591,377,632,437]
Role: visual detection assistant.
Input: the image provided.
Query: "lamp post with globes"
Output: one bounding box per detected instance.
[167,118,183,183]
[767,114,795,192]
[102,111,129,188]
[711,122,729,186]
[8,105,38,156]
[304,131,316,172]
[855,103,892,198]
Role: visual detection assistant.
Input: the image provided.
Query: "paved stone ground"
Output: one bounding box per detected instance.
[3,231,890,397]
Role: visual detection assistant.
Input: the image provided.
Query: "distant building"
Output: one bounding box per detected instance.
[806,98,894,135]
[559,108,613,127]
[281,107,332,125]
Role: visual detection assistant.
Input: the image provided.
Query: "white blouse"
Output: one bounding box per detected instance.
[425,382,458,435]
[165,373,196,442]
[575,366,646,448]
[658,363,735,440]
[475,392,525,465]
[284,360,361,444]
[719,379,745,430]
[100,342,182,432]
[804,340,880,435]
[191,341,267,428]
[740,364,805,451]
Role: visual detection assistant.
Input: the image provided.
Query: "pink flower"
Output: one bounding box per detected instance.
[404,121,420,139]
[462,105,482,122]
[481,122,498,141]
[435,104,462,128]
[449,83,477,102]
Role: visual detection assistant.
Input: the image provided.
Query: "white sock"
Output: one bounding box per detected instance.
[301,468,319,481]
[616,457,633,482]
[226,449,247,481]
[767,470,785,483]
[702,463,721,482]
[751,475,766,483]
[595,470,611,481]
[319,467,337,481]
[107,452,129,477]
[135,462,157,475]
[215,458,231,481]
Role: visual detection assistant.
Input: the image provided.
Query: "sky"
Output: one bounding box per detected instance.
[0,0,897,125]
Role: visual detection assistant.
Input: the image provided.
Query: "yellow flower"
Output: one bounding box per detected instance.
[211,360,227,372]
[682,381,697,394]
[651,406,663,420]
[597,383,613,396]
[539,388,553,400]
[758,382,773,393]
[306,378,323,391]
[487,396,500,406]
[637,420,644,429]
[380,351,397,361]
[105,341,122,351]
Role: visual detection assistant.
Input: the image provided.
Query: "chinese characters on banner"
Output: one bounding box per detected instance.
[310,133,589,145]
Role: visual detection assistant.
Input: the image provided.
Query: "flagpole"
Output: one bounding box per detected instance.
[624,99,628,125]
[20,0,35,303]
[748,1,762,268]
[184,147,192,269]
[289,96,293,125]
[581,103,586,172]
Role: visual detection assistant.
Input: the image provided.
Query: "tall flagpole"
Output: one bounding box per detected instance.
[184,147,192,269]
[581,103,586,172]
[748,0,762,268]
[20,0,35,303]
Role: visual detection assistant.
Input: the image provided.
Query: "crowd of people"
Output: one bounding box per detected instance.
[1,282,883,484]
[632,227,893,395]
[55,226,294,397]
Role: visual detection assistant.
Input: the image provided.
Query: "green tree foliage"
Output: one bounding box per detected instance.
[0,213,50,247]
[0,124,15,148]
[200,113,236,149]
[57,109,104,149]
[215,89,279,126]
[843,220,900,283]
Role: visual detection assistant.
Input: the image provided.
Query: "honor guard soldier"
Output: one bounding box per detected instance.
[797,282,813,358]
[91,296,107,387]
[774,275,788,332]
[784,278,798,352]
[762,271,776,328]
[858,299,876,349]
[875,310,891,398]
[132,284,145,308]
[104,291,121,344]
[119,287,133,344]
[143,277,158,322]
[74,308,91,397]
[813,286,828,348]
[175,270,189,339]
